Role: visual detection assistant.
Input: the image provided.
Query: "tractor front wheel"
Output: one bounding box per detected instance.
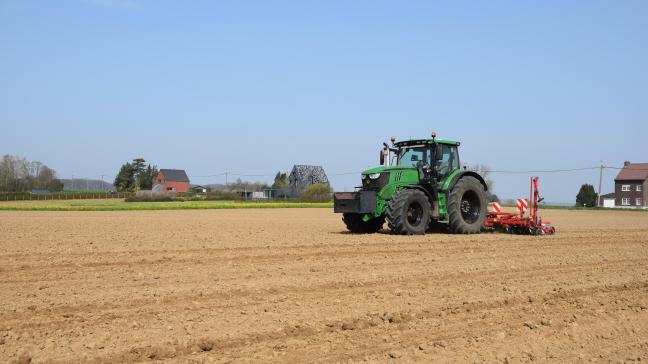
[386,189,431,235]
[447,176,487,234]
[342,213,384,234]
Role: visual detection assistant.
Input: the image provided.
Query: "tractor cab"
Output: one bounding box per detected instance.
[383,135,461,183]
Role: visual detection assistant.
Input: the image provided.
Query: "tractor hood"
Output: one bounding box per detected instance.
[362,166,416,175]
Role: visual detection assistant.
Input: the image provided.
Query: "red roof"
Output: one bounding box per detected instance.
[615,163,648,181]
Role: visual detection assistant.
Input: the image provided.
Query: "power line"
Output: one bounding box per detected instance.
[64,165,648,182]
[327,171,363,176]
[190,173,227,178]
[490,167,600,174]
[603,166,648,170]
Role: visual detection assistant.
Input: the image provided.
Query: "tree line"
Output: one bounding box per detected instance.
[0,155,63,192]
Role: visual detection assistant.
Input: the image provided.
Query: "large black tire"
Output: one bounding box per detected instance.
[386,189,431,235]
[447,176,487,234]
[342,213,385,234]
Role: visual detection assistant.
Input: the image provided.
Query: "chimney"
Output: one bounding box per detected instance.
[624,161,631,167]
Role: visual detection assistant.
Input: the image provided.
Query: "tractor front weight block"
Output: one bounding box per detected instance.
[334,191,377,214]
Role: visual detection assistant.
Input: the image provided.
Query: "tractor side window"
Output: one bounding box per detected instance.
[435,145,459,178]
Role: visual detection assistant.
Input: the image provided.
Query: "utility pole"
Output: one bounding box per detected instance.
[72,174,74,190]
[225,169,228,187]
[598,160,603,207]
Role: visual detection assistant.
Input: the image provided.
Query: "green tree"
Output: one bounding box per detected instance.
[114,162,135,192]
[138,164,158,190]
[132,158,146,176]
[114,158,158,192]
[47,178,64,192]
[302,183,332,202]
[576,184,597,207]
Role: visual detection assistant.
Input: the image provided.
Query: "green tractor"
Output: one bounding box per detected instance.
[334,132,488,235]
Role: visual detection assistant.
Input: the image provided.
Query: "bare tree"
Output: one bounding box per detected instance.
[0,155,63,192]
[468,164,493,191]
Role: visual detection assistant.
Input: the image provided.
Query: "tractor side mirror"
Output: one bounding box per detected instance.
[435,144,443,160]
[380,150,385,165]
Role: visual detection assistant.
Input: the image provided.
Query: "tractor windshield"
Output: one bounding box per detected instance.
[397,146,432,168]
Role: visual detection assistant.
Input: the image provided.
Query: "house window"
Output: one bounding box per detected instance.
[637,198,643,206]
[621,185,630,191]
[638,185,643,192]
[621,198,630,206]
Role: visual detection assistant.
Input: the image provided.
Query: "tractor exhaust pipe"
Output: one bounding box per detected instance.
[380,136,397,166]
[380,143,389,166]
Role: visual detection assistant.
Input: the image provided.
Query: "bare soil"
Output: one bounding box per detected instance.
[1,209,647,363]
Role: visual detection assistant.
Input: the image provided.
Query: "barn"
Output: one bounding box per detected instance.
[152,169,190,193]
[288,165,329,197]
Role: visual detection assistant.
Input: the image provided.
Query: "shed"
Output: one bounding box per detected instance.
[191,185,209,194]
[598,192,615,208]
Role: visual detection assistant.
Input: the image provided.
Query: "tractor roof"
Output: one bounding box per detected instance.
[394,139,460,147]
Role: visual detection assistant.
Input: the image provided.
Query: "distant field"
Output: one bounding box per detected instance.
[0,199,333,211]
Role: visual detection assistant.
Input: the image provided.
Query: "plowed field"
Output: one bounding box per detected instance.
[1,209,647,363]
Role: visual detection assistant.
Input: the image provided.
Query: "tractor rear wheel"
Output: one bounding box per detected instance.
[342,213,384,234]
[386,189,431,235]
[447,176,487,234]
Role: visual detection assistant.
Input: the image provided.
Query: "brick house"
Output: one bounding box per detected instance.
[614,162,648,208]
[152,169,190,193]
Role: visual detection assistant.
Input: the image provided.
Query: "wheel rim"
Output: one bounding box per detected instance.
[460,190,481,224]
[406,201,424,226]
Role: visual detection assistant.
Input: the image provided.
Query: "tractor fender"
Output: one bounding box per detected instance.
[446,171,488,192]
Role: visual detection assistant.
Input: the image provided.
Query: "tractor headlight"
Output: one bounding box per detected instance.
[368,173,381,180]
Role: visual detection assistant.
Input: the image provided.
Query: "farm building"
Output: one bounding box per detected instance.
[191,185,209,194]
[288,165,329,197]
[152,169,190,193]
[598,193,615,208]
[614,161,648,208]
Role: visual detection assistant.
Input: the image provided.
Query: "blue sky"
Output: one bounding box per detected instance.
[1,0,647,202]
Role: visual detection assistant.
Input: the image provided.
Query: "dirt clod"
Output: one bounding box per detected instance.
[341,322,355,331]
[197,338,214,352]
[523,322,537,330]
[433,341,448,348]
